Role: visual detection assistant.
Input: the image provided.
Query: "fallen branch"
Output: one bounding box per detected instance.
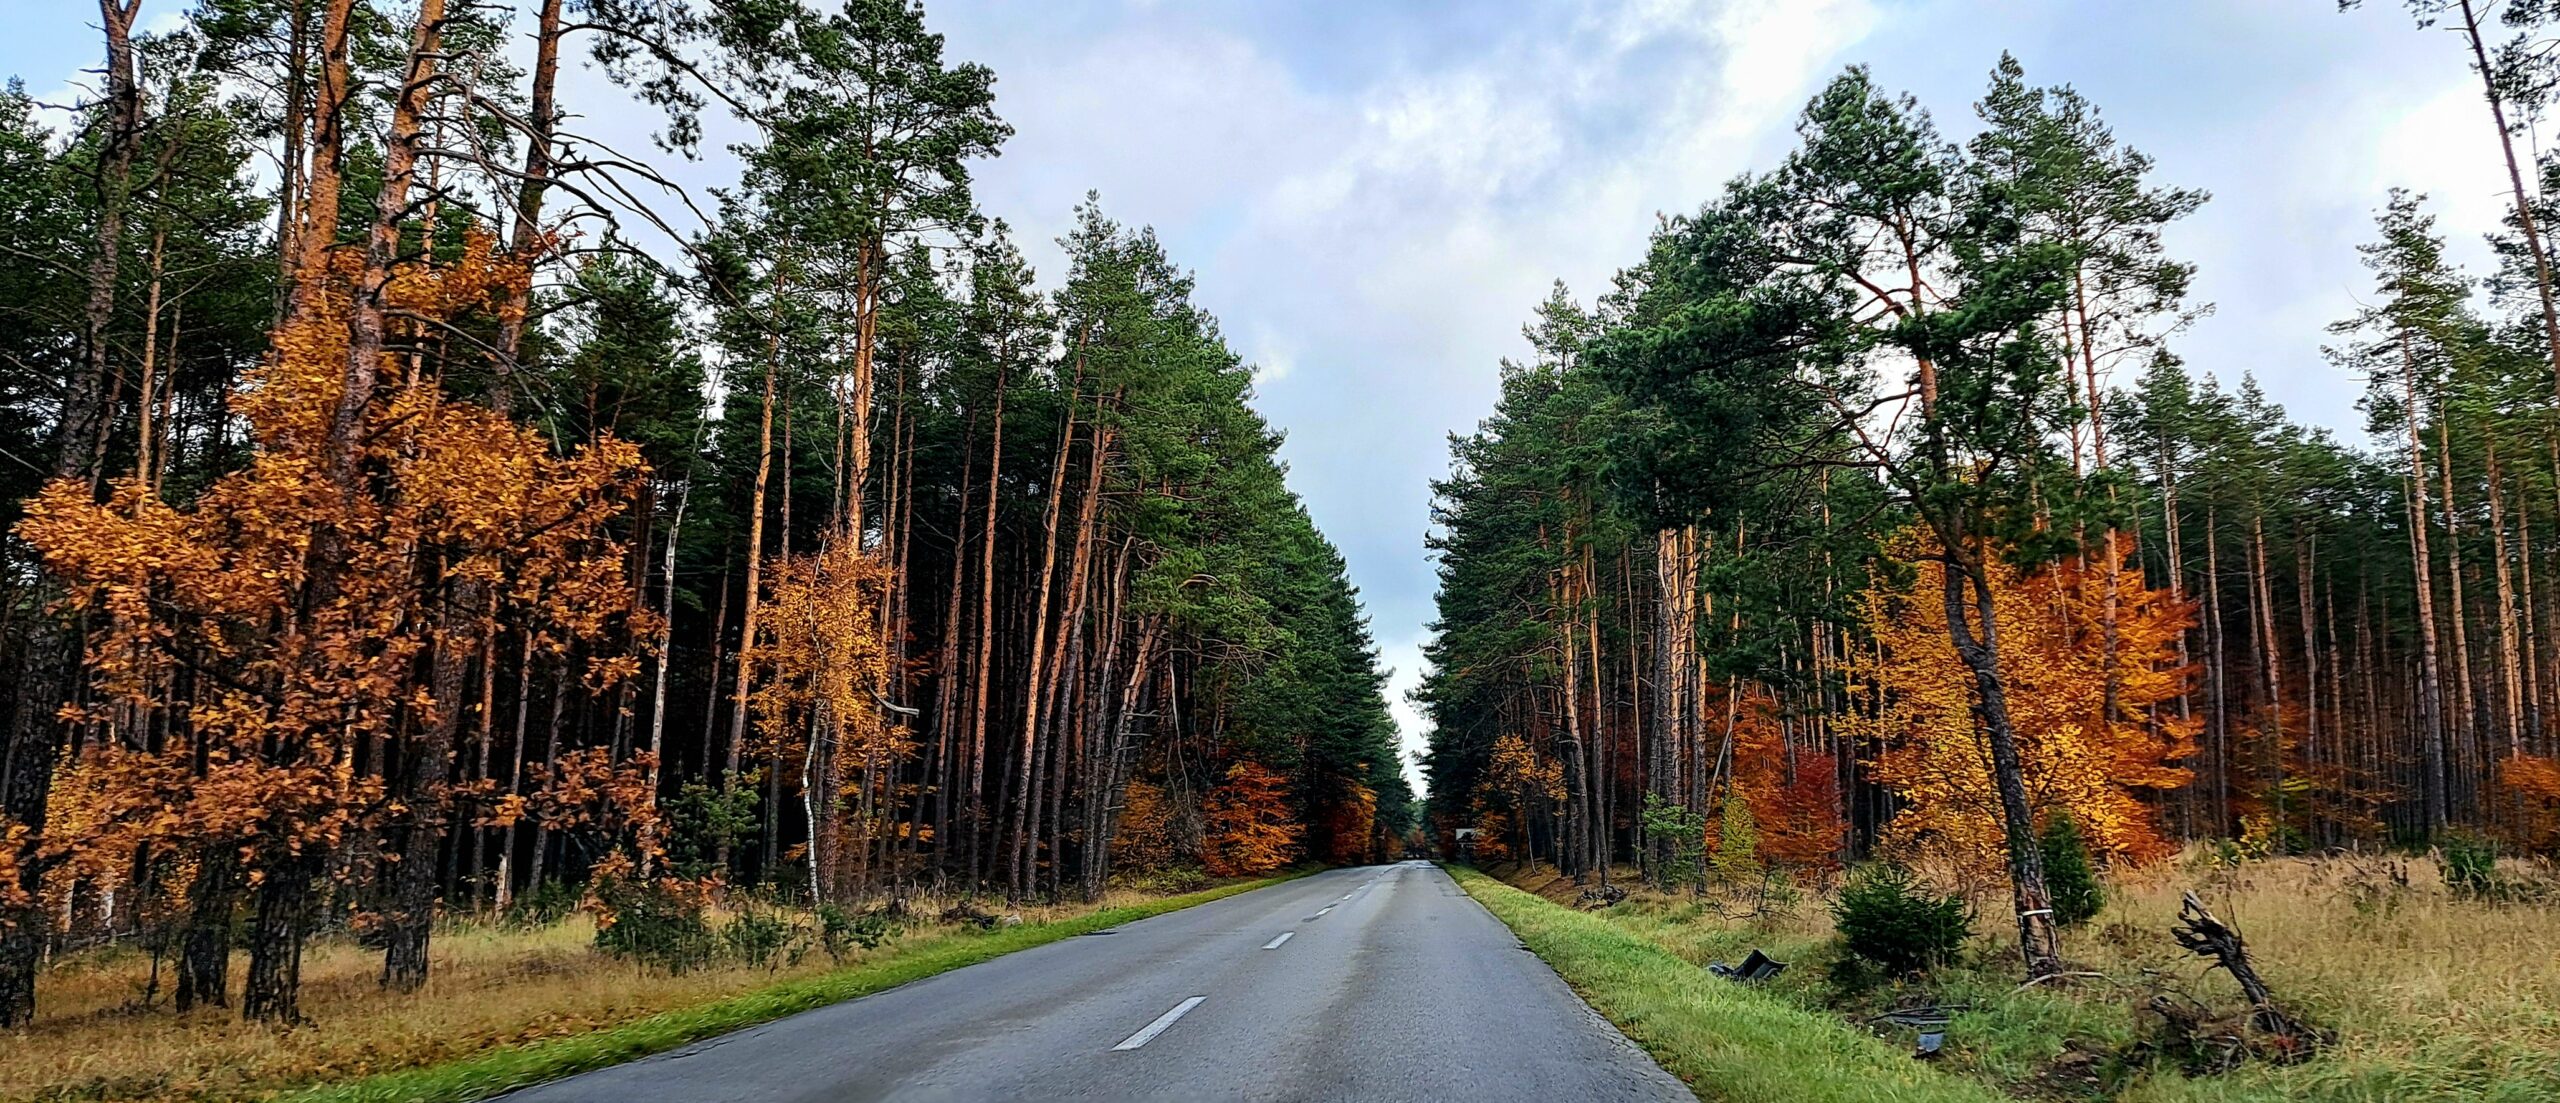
[2168,891,2329,1061]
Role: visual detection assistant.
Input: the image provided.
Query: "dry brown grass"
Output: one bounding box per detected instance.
[2,886,1195,1103]
[1499,851,2560,1101]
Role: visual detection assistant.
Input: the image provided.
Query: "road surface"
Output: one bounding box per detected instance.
[496,861,1690,1102]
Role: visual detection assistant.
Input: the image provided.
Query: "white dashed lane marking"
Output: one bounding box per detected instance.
[1262,931,1293,950]
[1112,997,1207,1051]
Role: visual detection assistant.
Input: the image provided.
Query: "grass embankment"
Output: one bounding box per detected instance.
[1462,856,2560,1103]
[1448,864,2001,1103]
[8,872,1301,1103]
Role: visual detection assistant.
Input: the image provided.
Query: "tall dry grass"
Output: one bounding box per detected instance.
[1502,850,2560,1101]
[3,887,1188,1103]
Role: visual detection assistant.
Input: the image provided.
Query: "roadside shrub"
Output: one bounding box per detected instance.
[507,878,582,929]
[1121,864,1212,895]
[1639,793,1706,890]
[816,903,901,961]
[2040,814,2105,926]
[1712,794,1762,887]
[1831,863,1967,976]
[2440,832,2499,899]
[590,871,716,973]
[722,909,800,969]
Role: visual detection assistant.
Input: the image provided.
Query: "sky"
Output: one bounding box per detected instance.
[0,0,2530,795]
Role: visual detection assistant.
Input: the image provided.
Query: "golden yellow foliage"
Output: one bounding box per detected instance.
[1109,778,1184,872]
[1844,534,2196,868]
[749,539,909,889]
[1488,732,1565,803]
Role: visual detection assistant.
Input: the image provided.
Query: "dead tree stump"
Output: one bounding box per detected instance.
[2168,891,2328,1061]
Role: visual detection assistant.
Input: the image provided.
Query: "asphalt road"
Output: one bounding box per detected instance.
[495,861,1691,1102]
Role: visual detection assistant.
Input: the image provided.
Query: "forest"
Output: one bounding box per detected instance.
[0,0,1414,1040]
[1418,32,2560,976]
[1410,13,2560,1091]
[7,0,2560,1100]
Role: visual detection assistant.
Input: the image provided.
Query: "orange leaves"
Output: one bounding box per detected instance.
[1202,761,1300,877]
[2496,754,2560,854]
[1319,782,1378,866]
[1109,778,1183,872]
[1846,533,2197,870]
[750,542,900,775]
[17,232,653,905]
[525,750,667,867]
[1467,807,1514,862]
[1487,732,1564,803]
[1724,694,1846,870]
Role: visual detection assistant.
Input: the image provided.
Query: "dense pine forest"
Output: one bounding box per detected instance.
[0,0,1412,1029]
[1419,44,2560,975]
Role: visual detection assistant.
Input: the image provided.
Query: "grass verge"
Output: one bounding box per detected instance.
[1464,855,2560,1103]
[1446,864,2003,1103]
[269,871,1304,1103]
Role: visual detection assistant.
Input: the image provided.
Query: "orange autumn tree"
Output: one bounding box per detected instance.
[1108,778,1186,872]
[1844,532,2197,869]
[1465,806,1515,862]
[1484,731,1564,862]
[1724,688,1848,870]
[1319,781,1379,866]
[2497,754,2560,855]
[1203,760,1301,876]
[17,236,652,1021]
[749,539,905,898]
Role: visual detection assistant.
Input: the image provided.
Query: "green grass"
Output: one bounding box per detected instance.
[1446,865,2004,1103]
[279,871,1308,1103]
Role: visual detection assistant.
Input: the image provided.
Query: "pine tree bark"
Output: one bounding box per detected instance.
[490,0,563,408]
[726,315,786,838]
[1009,385,1082,897]
[2487,440,2525,760]
[2437,417,2479,818]
[966,365,1008,890]
[2401,342,2451,834]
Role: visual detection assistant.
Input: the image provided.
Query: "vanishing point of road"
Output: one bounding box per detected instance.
[496,862,1689,1102]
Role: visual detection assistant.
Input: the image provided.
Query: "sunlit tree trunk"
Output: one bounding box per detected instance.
[725,320,786,872]
[2402,347,2449,833]
[966,365,1008,890]
[1010,381,1081,897]
[2487,439,2525,761]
